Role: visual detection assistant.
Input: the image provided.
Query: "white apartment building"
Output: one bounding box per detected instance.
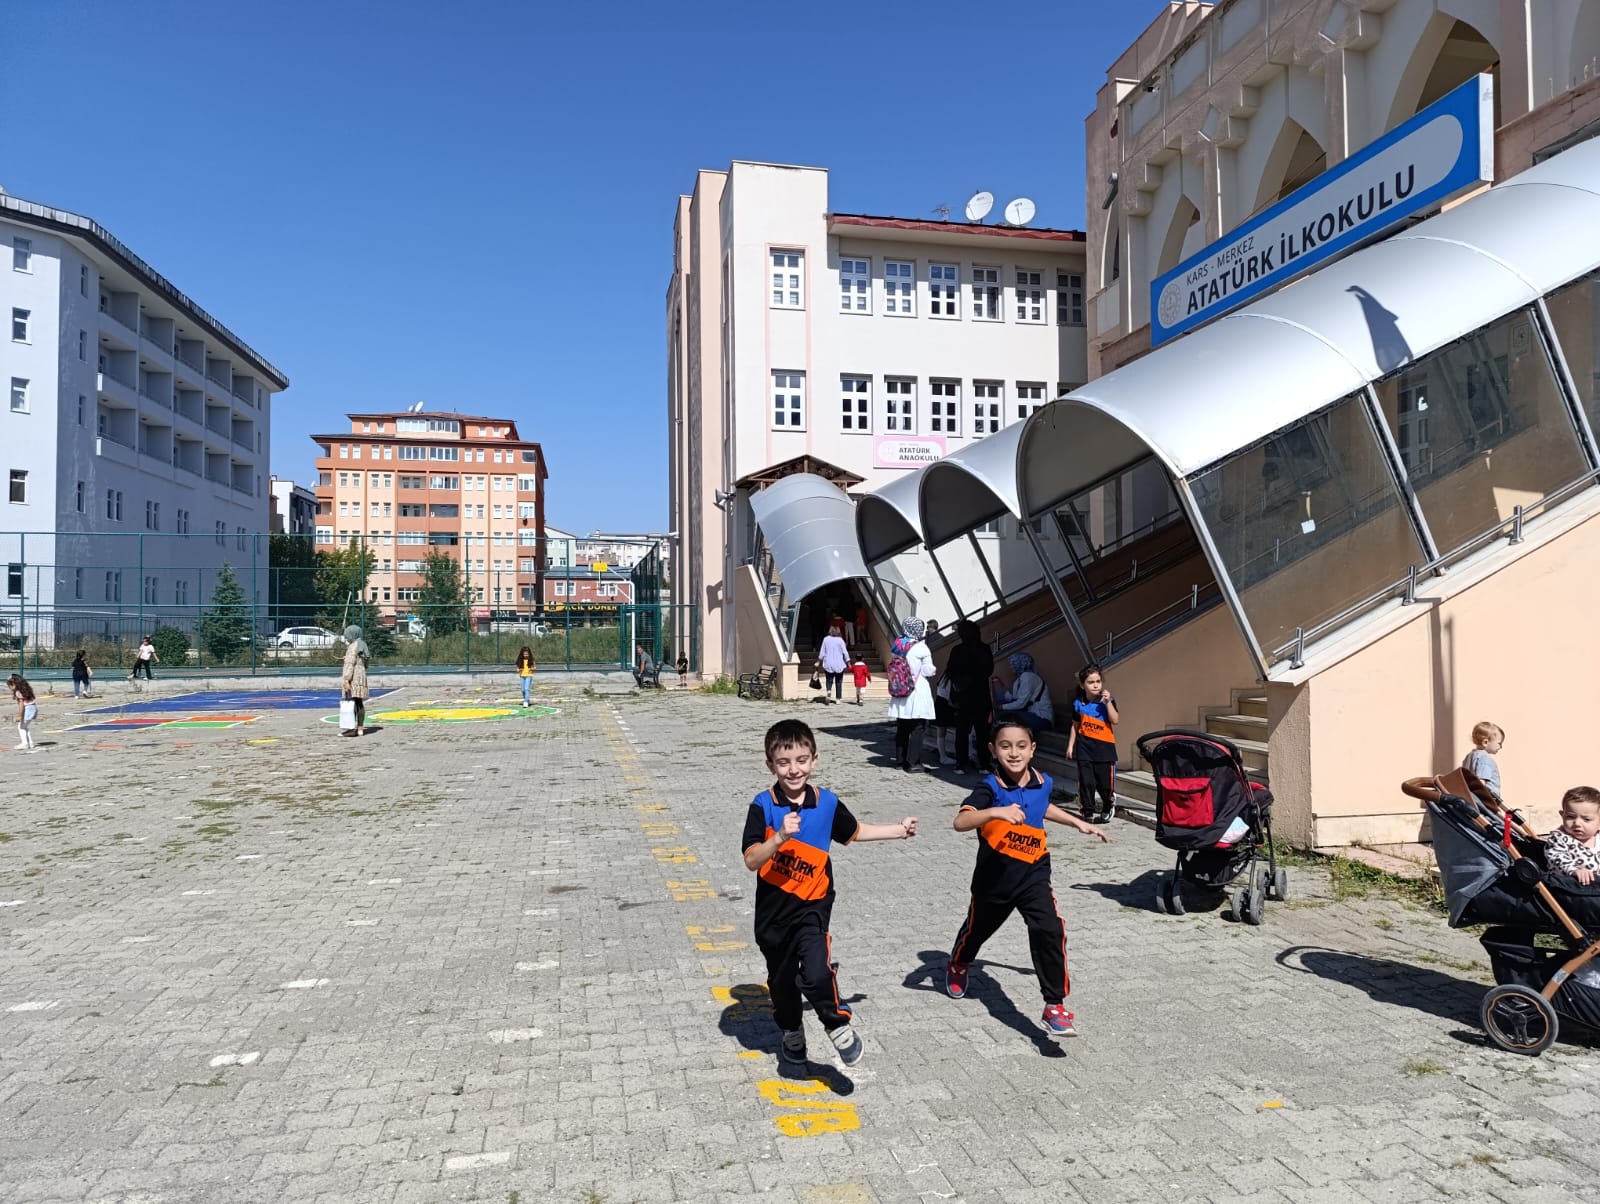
[0,192,285,641]
[667,161,1089,677]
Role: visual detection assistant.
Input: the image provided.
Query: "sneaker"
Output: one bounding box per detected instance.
[828,1023,863,1067]
[778,1029,807,1075]
[945,961,969,999]
[1041,1005,1077,1037]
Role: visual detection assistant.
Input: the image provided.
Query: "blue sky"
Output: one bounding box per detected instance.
[5,1,1167,533]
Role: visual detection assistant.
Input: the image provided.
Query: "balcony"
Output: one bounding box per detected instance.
[95,434,137,469]
[97,370,137,408]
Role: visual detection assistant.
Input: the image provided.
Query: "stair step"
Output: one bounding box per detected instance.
[1033,752,1158,825]
[1238,694,1268,720]
[1205,713,1267,742]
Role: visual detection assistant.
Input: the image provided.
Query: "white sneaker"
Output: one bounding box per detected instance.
[828,1023,863,1066]
[12,744,25,751]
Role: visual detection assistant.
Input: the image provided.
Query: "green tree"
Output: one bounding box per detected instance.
[198,563,251,663]
[147,625,190,670]
[363,619,397,658]
[268,534,318,630]
[418,550,466,635]
[314,538,375,632]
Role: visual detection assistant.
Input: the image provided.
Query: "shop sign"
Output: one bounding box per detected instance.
[1150,73,1494,346]
[874,435,947,469]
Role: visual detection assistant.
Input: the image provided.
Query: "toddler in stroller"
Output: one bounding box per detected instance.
[1138,729,1286,924]
[1403,769,1600,1055]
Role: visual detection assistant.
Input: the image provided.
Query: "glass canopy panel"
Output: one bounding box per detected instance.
[1542,268,1600,450]
[1189,392,1424,658]
[1369,307,1589,555]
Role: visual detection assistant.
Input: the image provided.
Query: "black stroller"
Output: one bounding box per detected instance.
[1138,729,1286,924]
[1404,770,1600,1055]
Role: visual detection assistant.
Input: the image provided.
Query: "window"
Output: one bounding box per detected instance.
[11,308,29,342]
[73,567,82,599]
[428,475,459,490]
[399,503,425,518]
[177,508,189,533]
[315,527,334,545]
[972,381,1002,434]
[972,268,1001,320]
[78,330,87,361]
[9,378,26,412]
[517,475,537,492]
[75,481,85,513]
[398,445,425,460]
[78,394,85,425]
[598,581,619,599]
[143,576,159,605]
[930,263,959,317]
[104,571,122,603]
[145,500,160,530]
[841,376,872,432]
[429,446,459,461]
[215,519,226,544]
[929,380,960,434]
[771,250,804,308]
[1056,271,1085,325]
[1014,270,1044,322]
[840,258,870,312]
[884,261,915,315]
[1015,382,1046,421]
[8,470,25,504]
[6,564,20,597]
[338,444,348,458]
[399,475,423,489]
[175,579,188,606]
[772,371,805,429]
[80,265,88,296]
[885,378,916,432]
[11,239,29,273]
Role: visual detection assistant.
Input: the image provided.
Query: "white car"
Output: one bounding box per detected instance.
[275,626,340,649]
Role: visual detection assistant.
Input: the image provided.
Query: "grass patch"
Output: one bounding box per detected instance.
[1373,916,1396,931]
[699,676,740,695]
[1327,856,1446,911]
[195,823,236,841]
[0,832,13,842]
[1402,1058,1446,1076]
[195,799,241,812]
[176,1072,227,1089]
[1414,951,1484,974]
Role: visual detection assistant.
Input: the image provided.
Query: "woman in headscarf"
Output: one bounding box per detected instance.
[341,625,371,737]
[944,619,995,773]
[991,651,1053,736]
[887,617,937,772]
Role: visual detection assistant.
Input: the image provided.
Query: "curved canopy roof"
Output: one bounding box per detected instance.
[855,470,926,565]
[919,419,1029,549]
[1017,134,1600,515]
[748,472,870,604]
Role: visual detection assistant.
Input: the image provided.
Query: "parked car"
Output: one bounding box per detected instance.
[275,626,340,649]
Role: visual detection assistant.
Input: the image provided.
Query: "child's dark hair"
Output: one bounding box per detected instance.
[8,674,33,702]
[765,719,817,761]
[1562,786,1600,811]
[1075,662,1104,702]
[988,717,1036,744]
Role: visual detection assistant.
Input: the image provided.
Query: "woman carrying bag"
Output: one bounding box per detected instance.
[340,625,370,737]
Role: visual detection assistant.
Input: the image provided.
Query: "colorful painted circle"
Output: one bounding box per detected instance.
[320,704,558,725]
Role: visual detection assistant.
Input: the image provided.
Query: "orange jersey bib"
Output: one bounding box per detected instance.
[1077,714,1114,743]
[981,819,1049,864]
[759,830,832,901]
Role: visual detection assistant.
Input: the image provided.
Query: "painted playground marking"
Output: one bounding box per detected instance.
[85,688,397,715]
[318,702,559,725]
[72,714,259,733]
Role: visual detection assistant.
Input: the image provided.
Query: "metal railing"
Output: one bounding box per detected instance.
[1272,471,1600,669]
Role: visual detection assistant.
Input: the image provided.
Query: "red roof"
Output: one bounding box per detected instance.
[829,214,1085,242]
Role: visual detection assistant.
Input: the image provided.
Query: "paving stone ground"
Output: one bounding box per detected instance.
[1,680,1596,1203]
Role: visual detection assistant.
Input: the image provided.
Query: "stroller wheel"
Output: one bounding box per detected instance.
[1481,984,1558,1056]
[1272,867,1290,902]
[1229,888,1246,923]
[1154,881,1171,914]
[1167,877,1186,915]
[1245,885,1265,926]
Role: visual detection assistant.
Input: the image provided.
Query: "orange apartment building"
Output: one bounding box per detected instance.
[311,410,548,617]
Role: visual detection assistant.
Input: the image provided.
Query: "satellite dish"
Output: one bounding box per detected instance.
[964,191,994,222]
[1004,197,1037,226]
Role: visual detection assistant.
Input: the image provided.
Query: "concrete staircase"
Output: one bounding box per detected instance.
[1113,690,1269,819]
[793,640,889,704]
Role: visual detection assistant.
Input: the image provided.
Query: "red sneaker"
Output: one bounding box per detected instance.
[1041,1005,1077,1037]
[945,961,969,999]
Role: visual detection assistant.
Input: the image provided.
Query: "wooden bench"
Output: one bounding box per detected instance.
[737,665,779,700]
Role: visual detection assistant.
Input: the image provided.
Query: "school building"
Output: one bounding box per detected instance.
[736,0,1600,854]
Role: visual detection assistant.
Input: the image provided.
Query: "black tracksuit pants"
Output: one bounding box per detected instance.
[1077,760,1115,815]
[759,906,852,1032]
[949,877,1070,1005]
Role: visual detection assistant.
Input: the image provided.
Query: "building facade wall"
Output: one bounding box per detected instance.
[1085,0,1600,378]
[669,161,1089,675]
[1,208,280,636]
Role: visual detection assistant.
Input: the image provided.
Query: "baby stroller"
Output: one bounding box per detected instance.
[1138,729,1286,924]
[1403,769,1600,1056]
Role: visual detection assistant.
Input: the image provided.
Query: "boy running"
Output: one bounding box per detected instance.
[946,718,1107,1037]
[743,719,917,1073]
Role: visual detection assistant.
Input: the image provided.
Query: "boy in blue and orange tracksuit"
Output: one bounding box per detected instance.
[946,718,1108,1037]
[743,719,918,1074]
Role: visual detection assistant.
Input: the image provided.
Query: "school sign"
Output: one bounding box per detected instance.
[1150,73,1494,346]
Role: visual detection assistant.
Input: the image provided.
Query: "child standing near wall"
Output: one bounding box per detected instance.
[1462,721,1505,802]
[850,657,871,706]
[1067,664,1120,824]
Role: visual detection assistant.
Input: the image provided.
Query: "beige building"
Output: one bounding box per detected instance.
[666,161,1089,678]
[311,411,548,617]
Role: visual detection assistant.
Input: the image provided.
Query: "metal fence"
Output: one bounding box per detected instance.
[0,531,694,678]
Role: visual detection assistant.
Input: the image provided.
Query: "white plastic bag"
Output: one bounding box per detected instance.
[339,699,358,732]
